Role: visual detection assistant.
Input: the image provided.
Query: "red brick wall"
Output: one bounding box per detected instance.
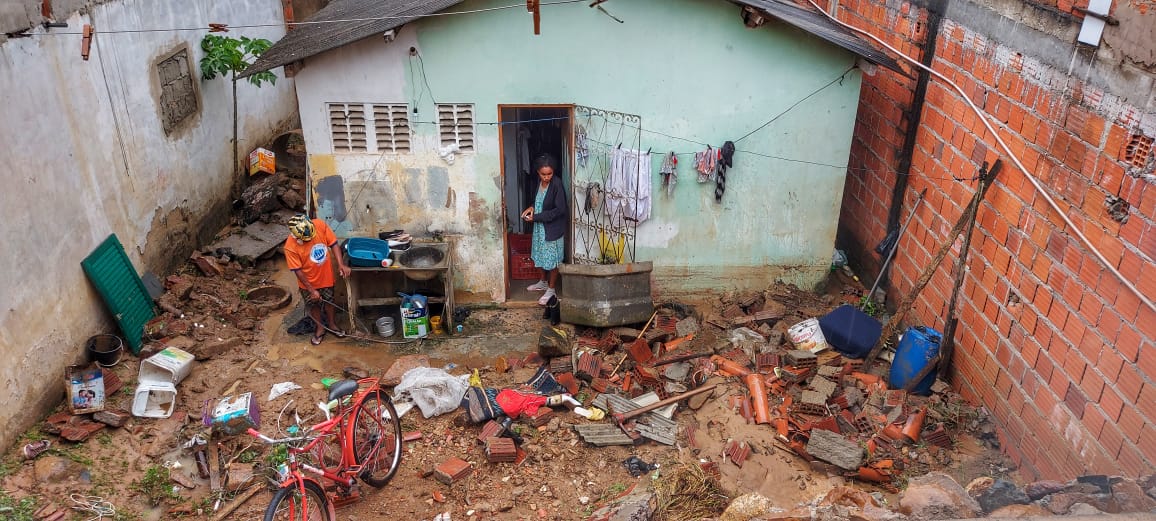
[835,2,1156,479]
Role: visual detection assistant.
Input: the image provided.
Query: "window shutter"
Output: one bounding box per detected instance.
[328,103,367,152]
[372,104,411,153]
[437,103,475,151]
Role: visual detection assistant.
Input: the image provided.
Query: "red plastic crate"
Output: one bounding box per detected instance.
[510,253,542,280]
[508,234,533,254]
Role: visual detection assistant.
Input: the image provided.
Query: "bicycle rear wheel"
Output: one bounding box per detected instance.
[351,388,402,487]
[263,480,333,521]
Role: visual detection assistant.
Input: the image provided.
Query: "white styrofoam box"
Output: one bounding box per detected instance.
[132,381,177,418]
[139,347,195,385]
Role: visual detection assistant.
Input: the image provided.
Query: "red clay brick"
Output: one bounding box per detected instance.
[1137,423,1156,466]
[1099,385,1126,422]
[1118,406,1146,443]
[1097,351,1125,382]
[1098,422,1126,459]
[1138,383,1156,424]
[1118,442,1148,477]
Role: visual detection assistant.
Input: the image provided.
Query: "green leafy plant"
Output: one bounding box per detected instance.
[199,35,275,86]
[199,34,276,198]
[0,490,38,521]
[859,295,881,317]
[131,465,180,507]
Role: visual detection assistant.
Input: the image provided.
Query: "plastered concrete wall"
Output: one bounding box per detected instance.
[834,0,1156,478]
[0,0,297,452]
[293,0,863,300]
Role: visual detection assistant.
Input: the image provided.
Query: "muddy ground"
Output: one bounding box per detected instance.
[0,253,1016,521]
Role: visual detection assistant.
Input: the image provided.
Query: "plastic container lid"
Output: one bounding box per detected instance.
[139,347,195,385]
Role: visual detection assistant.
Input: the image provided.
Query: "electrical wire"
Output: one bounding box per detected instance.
[733,66,855,143]
[804,0,1154,314]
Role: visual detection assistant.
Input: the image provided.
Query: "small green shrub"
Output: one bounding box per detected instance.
[131,465,180,507]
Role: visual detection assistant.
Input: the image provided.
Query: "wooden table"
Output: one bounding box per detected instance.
[343,241,455,335]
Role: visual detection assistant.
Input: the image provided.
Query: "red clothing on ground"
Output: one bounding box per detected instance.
[284,219,338,289]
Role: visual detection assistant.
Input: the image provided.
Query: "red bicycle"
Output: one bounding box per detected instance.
[248,376,402,521]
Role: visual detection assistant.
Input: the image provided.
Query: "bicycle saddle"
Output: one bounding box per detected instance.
[328,379,359,403]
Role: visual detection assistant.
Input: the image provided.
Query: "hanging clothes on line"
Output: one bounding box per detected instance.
[659,152,678,196]
[694,145,716,183]
[715,141,735,202]
[606,147,653,226]
[575,125,589,168]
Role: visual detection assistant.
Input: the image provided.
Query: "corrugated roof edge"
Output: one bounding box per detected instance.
[734,0,904,73]
[241,0,902,79]
[239,0,466,79]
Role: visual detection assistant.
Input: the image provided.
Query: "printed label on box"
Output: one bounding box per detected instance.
[67,364,106,414]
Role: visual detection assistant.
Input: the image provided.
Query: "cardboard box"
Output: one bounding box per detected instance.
[66,364,106,414]
[211,392,260,436]
[249,147,275,176]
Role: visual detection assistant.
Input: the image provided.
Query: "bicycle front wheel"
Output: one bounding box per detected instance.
[263,480,333,521]
[351,388,402,488]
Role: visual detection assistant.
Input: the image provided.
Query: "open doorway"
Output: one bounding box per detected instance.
[499,105,572,303]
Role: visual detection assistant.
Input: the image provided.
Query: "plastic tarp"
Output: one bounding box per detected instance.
[393,367,469,418]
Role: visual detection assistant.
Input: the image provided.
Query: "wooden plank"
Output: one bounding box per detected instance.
[207,439,223,492]
[863,163,1000,371]
[730,308,785,326]
[938,162,999,379]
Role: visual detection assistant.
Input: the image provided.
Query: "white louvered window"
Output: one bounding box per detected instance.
[372,104,411,153]
[328,103,368,152]
[437,103,475,151]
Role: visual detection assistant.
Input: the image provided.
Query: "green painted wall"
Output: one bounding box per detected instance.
[408,0,862,291]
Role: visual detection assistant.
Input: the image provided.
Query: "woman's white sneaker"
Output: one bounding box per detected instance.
[538,288,556,305]
[527,280,549,291]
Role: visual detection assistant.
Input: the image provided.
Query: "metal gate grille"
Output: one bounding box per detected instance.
[571,105,643,265]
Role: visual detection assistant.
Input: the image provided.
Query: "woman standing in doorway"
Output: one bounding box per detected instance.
[522,154,568,305]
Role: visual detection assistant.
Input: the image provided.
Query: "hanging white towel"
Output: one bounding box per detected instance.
[606,148,653,226]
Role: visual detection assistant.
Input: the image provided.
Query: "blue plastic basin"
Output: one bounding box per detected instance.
[344,238,390,267]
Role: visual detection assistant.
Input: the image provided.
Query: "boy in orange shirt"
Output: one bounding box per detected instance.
[285,215,351,345]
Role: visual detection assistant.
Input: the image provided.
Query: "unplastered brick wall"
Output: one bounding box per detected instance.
[836,2,1156,478]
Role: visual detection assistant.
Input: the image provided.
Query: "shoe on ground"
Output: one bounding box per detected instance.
[23,440,50,460]
[527,280,549,291]
[538,289,556,306]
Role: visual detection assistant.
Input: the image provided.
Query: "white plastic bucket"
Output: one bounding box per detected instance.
[788,318,829,353]
[132,381,177,418]
[139,347,195,385]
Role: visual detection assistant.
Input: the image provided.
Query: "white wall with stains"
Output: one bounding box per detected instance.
[0,0,297,451]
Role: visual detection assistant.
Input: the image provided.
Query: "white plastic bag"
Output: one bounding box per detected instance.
[393,367,469,418]
[268,382,302,402]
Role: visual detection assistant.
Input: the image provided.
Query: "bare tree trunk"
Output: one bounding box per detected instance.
[232,73,239,198]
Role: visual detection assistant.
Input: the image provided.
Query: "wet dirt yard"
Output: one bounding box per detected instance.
[0,255,1016,521]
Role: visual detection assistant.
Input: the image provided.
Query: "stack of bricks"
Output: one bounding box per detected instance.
[484,438,517,463]
[784,350,817,369]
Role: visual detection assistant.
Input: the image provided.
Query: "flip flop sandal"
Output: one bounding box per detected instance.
[310,333,325,345]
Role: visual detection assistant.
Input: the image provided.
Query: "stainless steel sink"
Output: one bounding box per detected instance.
[398,246,446,280]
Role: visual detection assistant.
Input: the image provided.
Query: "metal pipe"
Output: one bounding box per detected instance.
[808,0,1156,314]
[867,188,926,305]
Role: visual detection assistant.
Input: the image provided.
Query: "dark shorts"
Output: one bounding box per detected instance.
[299,287,335,309]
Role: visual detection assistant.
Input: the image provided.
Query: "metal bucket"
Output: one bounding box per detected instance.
[375,317,396,338]
[86,334,124,367]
